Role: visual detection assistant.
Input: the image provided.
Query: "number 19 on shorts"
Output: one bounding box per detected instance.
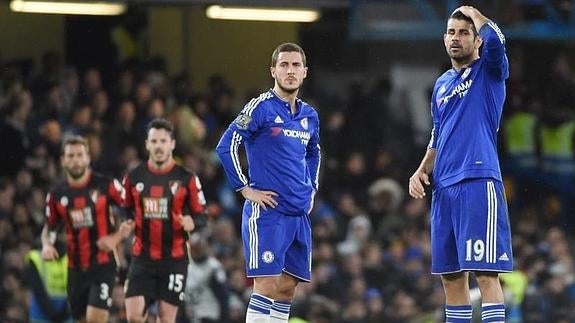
[465,239,485,262]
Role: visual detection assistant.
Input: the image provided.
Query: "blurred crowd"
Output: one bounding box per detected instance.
[0,47,574,323]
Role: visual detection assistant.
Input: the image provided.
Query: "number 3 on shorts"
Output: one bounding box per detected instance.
[168,274,184,292]
[100,283,109,300]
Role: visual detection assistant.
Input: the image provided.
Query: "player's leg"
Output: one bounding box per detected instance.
[247,276,277,323]
[155,300,179,323]
[241,202,289,323]
[156,260,187,322]
[85,306,109,323]
[125,296,147,323]
[441,272,471,304]
[456,179,513,273]
[459,179,512,323]
[441,271,472,323]
[478,180,511,323]
[271,214,311,323]
[475,271,505,323]
[274,273,298,301]
[85,264,115,323]
[67,269,90,323]
[432,185,472,322]
[125,262,155,323]
[269,274,298,323]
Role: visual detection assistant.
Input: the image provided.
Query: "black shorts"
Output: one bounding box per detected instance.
[67,263,116,320]
[124,259,188,306]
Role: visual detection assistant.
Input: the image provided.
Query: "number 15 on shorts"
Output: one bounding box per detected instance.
[168,274,184,292]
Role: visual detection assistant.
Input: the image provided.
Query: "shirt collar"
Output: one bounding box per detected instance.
[268,89,302,111]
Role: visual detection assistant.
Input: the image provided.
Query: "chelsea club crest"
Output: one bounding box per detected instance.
[300,117,308,130]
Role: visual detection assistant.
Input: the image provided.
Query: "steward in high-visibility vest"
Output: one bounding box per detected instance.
[539,118,575,230]
[540,120,575,180]
[504,111,538,170]
[25,248,72,323]
[501,108,541,206]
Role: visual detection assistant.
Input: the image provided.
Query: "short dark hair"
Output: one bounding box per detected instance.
[271,43,307,67]
[449,10,478,36]
[146,118,175,139]
[61,135,89,154]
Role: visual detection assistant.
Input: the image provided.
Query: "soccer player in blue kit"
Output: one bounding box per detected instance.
[216,43,320,323]
[408,6,513,323]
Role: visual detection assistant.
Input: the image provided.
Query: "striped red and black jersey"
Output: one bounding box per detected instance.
[45,171,124,269]
[122,161,206,263]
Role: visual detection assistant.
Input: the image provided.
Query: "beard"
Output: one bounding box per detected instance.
[448,49,474,65]
[276,79,300,95]
[66,166,86,179]
[152,159,166,166]
[151,149,169,165]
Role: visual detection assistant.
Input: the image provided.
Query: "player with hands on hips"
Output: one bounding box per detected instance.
[240,186,279,210]
[216,43,321,323]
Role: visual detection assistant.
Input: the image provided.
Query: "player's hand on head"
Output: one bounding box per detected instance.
[409,171,430,199]
[41,244,59,260]
[454,5,478,17]
[240,186,278,210]
[179,214,195,232]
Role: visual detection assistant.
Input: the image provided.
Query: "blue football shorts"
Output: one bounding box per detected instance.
[241,201,312,282]
[430,178,513,274]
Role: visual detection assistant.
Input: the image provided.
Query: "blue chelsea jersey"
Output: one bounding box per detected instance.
[216,90,321,216]
[429,22,508,189]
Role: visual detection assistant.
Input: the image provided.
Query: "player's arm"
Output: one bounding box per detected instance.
[215,108,256,191]
[97,178,135,252]
[96,175,134,252]
[40,224,59,260]
[96,221,134,252]
[96,215,134,252]
[107,176,133,228]
[455,6,489,31]
[118,173,137,231]
[306,112,321,192]
[458,6,508,80]
[108,177,126,209]
[305,112,321,213]
[41,192,60,260]
[215,104,278,209]
[179,174,208,232]
[120,174,135,212]
[409,100,438,199]
[409,148,436,199]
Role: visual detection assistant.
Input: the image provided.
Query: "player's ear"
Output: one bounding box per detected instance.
[475,36,483,49]
[303,66,308,79]
[270,66,276,78]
